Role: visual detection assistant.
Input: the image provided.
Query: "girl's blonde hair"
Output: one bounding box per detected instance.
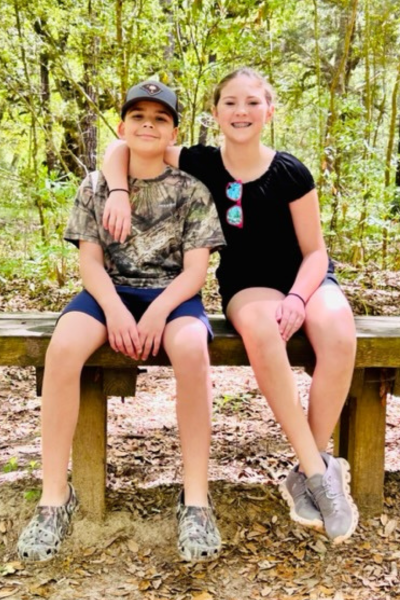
[213,68,275,107]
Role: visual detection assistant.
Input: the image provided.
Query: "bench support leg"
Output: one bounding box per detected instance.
[72,367,107,520]
[334,367,390,516]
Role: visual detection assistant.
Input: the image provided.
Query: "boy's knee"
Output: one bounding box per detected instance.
[45,336,82,371]
[170,333,209,371]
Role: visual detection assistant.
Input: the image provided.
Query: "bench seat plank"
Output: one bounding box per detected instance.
[1,312,399,518]
[1,314,400,368]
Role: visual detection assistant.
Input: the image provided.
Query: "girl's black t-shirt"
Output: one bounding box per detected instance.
[180,144,329,305]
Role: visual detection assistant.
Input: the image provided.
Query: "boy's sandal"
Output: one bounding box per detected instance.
[176,490,221,562]
[17,483,78,562]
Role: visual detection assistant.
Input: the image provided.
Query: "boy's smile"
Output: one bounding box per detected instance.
[118,100,177,155]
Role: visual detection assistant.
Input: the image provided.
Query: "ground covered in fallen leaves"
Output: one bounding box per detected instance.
[1,267,400,600]
[1,365,400,600]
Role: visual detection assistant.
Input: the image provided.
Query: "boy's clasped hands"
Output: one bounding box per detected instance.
[105,301,167,360]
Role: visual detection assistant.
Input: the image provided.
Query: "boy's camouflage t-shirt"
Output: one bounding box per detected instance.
[64,167,225,288]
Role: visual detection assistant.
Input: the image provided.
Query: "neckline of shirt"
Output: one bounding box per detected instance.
[127,165,173,184]
[217,148,280,185]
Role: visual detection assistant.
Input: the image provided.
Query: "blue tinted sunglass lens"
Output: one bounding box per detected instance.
[227,205,243,226]
[226,182,242,201]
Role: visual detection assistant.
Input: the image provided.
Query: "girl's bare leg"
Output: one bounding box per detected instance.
[227,288,325,478]
[303,284,356,450]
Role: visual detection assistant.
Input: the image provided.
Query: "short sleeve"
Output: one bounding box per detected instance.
[179,144,217,183]
[179,179,226,253]
[277,153,316,203]
[64,175,101,248]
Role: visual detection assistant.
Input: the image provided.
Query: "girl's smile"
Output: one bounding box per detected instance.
[213,75,274,141]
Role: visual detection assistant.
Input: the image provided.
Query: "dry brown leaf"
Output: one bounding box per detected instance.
[309,539,327,554]
[28,585,51,598]
[384,518,397,537]
[127,539,139,553]
[318,586,335,594]
[0,590,19,599]
[139,580,151,591]
[192,572,207,579]
[191,593,214,600]
[1,561,24,575]
[380,514,388,526]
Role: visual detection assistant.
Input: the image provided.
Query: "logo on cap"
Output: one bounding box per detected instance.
[140,83,162,96]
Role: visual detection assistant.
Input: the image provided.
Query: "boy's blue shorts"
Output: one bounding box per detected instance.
[61,286,213,341]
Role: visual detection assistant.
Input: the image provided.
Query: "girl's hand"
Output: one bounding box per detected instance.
[103,191,132,243]
[276,295,306,342]
[105,305,141,359]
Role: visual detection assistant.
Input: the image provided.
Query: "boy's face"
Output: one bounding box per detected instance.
[118,100,177,156]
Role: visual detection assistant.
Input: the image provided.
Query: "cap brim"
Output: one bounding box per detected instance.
[121,97,179,126]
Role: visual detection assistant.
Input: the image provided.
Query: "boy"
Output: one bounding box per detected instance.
[17,80,225,563]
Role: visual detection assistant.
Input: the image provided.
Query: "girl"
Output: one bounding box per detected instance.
[101,68,358,544]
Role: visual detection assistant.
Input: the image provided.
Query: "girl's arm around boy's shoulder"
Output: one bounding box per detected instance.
[101,142,183,243]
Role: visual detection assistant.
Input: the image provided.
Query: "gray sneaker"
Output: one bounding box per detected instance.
[306,453,359,544]
[17,483,78,562]
[176,490,221,562]
[280,465,323,530]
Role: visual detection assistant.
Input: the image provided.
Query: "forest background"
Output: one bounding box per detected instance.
[1,3,400,598]
[0,0,400,302]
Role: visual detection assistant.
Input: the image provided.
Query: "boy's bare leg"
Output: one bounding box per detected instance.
[226,288,326,478]
[163,317,211,507]
[40,311,107,506]
[303,285,356,450]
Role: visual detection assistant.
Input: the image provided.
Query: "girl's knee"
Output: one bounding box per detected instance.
[232,306,277,339]
[235,315,282,357]
[314,321,356,362]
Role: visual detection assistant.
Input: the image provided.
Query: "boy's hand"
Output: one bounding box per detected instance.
[103,191,132,243]
[137,306,168,360]
[275,295,305,342]
[106,305,142,359]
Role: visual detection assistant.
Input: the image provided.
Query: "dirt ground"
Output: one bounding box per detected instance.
[1,364,400,600]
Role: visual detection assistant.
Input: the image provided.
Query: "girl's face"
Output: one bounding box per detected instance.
[213,75,274,142]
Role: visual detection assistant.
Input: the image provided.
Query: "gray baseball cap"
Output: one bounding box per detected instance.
[121,80,179,125]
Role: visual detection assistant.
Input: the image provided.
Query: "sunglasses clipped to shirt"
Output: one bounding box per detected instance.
[226,180,243,228]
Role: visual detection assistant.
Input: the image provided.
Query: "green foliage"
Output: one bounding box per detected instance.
[214,393,253,414]
[2,457,19,473]
[24,489,41,502]
[0,0,399,277]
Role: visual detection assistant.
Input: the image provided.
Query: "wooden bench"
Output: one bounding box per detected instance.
[1,313,399,519]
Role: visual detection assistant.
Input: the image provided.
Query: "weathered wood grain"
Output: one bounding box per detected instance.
[1,314,400,368]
